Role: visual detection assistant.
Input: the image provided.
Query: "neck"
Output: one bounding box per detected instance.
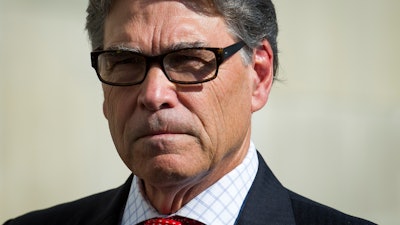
[141,141,250,214]
[142,180,204,214]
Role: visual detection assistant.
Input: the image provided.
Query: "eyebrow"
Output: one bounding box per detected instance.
[106,44,141,53]
[169,41,207,51]
[105,41,208,54]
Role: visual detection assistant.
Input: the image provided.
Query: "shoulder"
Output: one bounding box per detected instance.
[288,190,376,225]
[251,152,376,225]
[4,176,132,225]
[4,189,119,225]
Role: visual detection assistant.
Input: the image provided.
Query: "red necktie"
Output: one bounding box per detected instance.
[139,215,205,225]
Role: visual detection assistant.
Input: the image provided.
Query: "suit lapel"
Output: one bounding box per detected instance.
[235,152,296,225]
[96,175,133,225]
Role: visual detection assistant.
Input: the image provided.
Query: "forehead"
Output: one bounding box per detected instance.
[103,0,231,51]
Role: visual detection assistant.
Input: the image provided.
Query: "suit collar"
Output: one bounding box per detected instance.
[235,152,296,225]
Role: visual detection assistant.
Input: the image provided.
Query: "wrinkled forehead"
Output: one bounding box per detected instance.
[103,0,229,51]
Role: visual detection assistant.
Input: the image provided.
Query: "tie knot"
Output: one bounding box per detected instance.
[142,215,205,225]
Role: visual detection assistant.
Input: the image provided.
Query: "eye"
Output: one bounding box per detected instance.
[163,49,217,82]
[98,51,146,83]
[167,52,205,68]
[165,49,215,70]
[103,52,144,72]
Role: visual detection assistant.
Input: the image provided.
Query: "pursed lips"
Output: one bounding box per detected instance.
[130,113,196,142]
[137,128,190,140]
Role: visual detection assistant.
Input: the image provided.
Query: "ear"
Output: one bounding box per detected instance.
[251,40,274,112]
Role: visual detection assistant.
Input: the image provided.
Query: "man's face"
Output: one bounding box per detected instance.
[103,0,265,187]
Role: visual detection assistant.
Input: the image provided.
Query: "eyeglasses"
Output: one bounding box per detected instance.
[90,41,245,86]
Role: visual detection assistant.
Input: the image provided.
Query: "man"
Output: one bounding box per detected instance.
[4,0,375,224]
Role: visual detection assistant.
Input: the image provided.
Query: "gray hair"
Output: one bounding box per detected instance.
[85,0,279,77]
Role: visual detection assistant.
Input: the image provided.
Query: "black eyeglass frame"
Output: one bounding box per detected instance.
[90,41,246,86]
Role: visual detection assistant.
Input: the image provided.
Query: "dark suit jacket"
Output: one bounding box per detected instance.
[4,152,376,225]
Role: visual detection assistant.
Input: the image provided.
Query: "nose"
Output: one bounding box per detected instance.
[137,65,178,111]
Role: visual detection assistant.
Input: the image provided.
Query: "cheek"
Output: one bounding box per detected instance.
[207,67,253,142]
[103,87,137,122]
[103,87,137,152]
[212,67,253,116]
[189,74,252,149]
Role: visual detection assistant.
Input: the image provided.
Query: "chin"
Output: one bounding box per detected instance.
[139,158,208,187]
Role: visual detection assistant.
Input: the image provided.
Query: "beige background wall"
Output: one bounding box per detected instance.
[1,0,399,224]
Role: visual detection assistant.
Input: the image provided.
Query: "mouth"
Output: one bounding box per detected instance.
[134,130,194,155]
[138,130,189,140]
[131,113,195,142]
